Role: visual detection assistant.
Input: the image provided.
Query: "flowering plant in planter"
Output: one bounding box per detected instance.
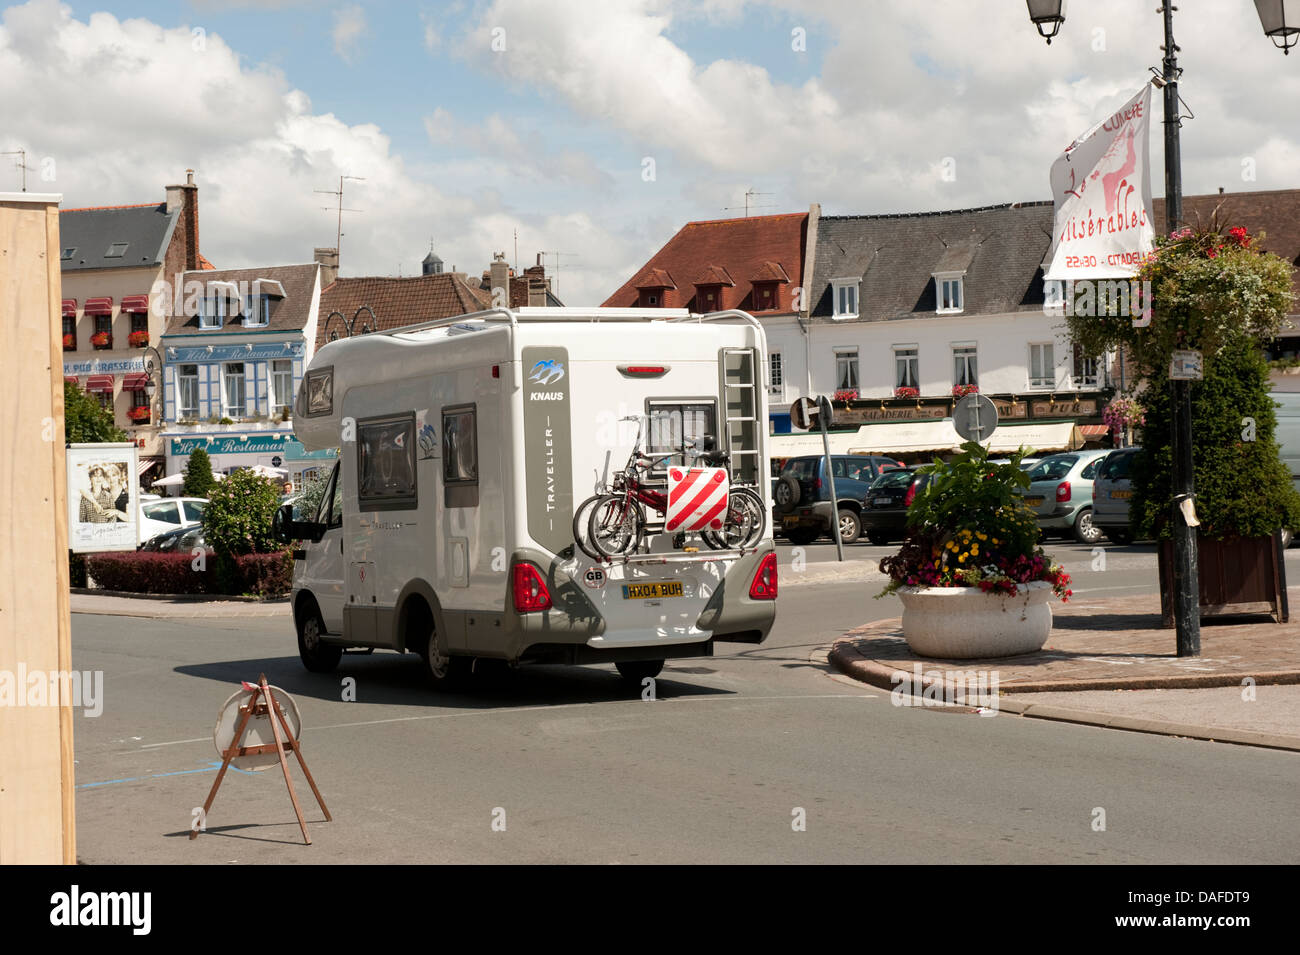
[878,441,1071,601]
[833,388,859,402]
[894,386,919,399]
[952,383,979,398]
[62,333,76,350]
[128,330,150,348]
[90,331,112,348]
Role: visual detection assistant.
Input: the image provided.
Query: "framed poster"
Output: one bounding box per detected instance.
[66,442,140,553]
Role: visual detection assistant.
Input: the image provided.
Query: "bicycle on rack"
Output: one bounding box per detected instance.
[573,415,765,560]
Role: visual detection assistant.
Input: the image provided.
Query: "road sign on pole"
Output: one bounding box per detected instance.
[790,397,815,431]
[953,394,999,443]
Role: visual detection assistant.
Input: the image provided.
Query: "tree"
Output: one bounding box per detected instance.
[201,468,283,556]
[63,382,125,443]
[182,446,216,497]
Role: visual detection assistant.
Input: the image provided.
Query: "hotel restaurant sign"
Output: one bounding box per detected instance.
[828,397,1097,426]
[170,435,337,459]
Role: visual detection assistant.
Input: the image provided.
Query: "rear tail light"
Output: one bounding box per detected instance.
[512,562,552,612]
[814,477,822,492]
[749,552,778,600]
[1056,481,1071,503]
[904,482,918,507]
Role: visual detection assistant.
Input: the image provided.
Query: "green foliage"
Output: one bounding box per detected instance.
[63,382,126,443]
[293,467,332,520]
[201,468,283,557]
[182,446,216,497]
[1066,223,1295,377]
[1131,338,1300,541]
[908,442,1038,554]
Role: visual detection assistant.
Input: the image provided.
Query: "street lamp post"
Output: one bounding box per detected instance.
[1025,0,1291,656]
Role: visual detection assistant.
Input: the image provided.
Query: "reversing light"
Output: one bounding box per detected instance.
[749,552,778,600]
[512,563,552,612]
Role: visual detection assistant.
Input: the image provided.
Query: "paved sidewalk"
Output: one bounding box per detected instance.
[831,589,1300,751]
[71,591,288,619]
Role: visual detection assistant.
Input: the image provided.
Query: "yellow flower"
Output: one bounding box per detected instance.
[958,554,967,563]
[976,532,987,541]
[971,544,979,555]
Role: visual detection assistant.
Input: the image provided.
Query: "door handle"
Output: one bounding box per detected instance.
[339,538,343,554]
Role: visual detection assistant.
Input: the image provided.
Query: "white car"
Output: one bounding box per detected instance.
[138,497,208,546]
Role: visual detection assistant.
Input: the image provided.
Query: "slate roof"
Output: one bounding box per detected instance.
[59,202,178,272]
[603,212,808,312]
[315,272,491,349]
[810,189,1300,324]
[163,263,320,336]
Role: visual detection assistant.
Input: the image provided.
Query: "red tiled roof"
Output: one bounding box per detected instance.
[197,253,216,270]
[316,272,491,349]
[605,212,808,313]
[60,202,159,212]
[691,264,735,287]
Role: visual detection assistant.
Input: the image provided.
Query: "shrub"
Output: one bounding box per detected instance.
[83,550,293,596]
[64,381,126,443]
[182,447,216,496]
[69,552,87,588]
[203,468,282,556]
[236,551,294,597]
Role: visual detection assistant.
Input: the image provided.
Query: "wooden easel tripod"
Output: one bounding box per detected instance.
[191,674,331,845]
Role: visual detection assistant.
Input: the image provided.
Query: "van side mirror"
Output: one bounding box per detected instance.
[274,502,324,544]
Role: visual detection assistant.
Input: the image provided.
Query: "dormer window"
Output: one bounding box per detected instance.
[243,295,270,327]
[1043,279,1066,310]
[935,272,964,313]
[753,281,779,310]
[697,285,722,311]
[104,242,128,258]
[831,278,859,319]
[198,292,224,329]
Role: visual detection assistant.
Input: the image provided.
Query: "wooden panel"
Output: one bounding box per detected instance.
[0,196,75,864]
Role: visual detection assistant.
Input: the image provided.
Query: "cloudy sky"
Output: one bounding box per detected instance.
[2,0,1297,305]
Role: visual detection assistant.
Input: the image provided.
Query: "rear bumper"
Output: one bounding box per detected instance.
[860,509,908,533]
[777,500,835,531]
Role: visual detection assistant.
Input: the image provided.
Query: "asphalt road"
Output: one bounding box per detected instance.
[69,542,1300,863]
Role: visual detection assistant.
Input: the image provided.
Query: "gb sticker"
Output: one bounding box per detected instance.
[582,567,606,590]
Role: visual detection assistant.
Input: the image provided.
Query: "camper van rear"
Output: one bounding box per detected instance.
[282,307,777,686]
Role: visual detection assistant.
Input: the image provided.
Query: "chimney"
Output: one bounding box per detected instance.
[165,168,200,271]
[315,247,340,287]
[489,252,510,304]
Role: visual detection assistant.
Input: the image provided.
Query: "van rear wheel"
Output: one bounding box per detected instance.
[297,604,342,673]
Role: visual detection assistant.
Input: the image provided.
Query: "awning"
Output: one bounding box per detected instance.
[136,458,161,476]
[986,422,1082,454]
[120,294,150,312]
[770,420,1086,458]
[121,372,149,391]
[85,374,114,394]
[84,296,114,315]
[62,299,77,317]
[64,376,79,385]
[1079,424,1110,440]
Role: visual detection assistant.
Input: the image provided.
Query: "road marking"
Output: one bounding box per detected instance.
[78,759,254,790]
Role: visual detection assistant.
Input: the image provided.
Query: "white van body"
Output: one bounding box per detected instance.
[288,307,777,676]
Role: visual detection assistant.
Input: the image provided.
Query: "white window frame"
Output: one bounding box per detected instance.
[198,291,224,329]
[222,362,246,418]
[935,272,964,314]
[177,364,199,419]
[1029,342,1056,389]
[768,350,784,400]
[1073,344,1100,389]
[831,278,859,320]
[1043,279,1066,311]
[242,294,270,328]
[893,345,919,390]
[834,347,859,390]
[271,359,294,414]
[952,343,978,387]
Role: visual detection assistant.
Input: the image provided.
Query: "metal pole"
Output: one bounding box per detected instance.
[820,413,845,562]
[1162,2,1200,656]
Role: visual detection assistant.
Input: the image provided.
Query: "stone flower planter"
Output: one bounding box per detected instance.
[898,580,1054,658]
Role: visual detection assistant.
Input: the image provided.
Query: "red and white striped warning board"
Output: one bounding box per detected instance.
[666,467,730,531]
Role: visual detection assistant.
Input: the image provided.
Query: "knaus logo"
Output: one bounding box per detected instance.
[528,359,565,386]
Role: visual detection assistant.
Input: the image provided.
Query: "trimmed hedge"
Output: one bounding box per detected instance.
[85,550,293,597]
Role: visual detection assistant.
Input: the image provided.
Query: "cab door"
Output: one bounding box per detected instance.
[302,461,346,633]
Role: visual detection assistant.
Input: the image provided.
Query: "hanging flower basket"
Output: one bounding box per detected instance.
[127,405,152,423]
[62,333,76,351]
[894,386,919,399]
[952,383,979,398]
[90,331,112,349]
[128,330,150,348]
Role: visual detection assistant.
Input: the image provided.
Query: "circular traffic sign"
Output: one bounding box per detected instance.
[953,393,999,442]
[213,684,302,772]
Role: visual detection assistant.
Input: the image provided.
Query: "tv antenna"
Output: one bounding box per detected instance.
[1,148,32,191]
[538,251,578,295]
[722,187,775,217]
[315,174,365,266]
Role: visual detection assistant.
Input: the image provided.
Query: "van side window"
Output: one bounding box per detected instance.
[314,462,339,525]
[357,413,418,510]
[442,404,478,507]
[328,465,343,527]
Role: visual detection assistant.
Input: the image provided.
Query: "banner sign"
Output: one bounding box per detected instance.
[63,356,146,376]
[1044,84,1155,280]
[67,442,140,553]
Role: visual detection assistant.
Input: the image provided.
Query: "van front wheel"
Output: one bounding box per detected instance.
[297,605,342,673]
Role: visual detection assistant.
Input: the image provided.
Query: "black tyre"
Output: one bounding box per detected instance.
[838,509,861,545]
[866,531,891,546]
[417,614,466,689]
[588,493,644,558]
[616,659,664,683]
[297,600,342,673]
[786,527,818,546]
[1073,508,1103,544]
[1104,527,1134,545]
[572,494,604,560]
[702,487,766,550]
[774,475,801,512]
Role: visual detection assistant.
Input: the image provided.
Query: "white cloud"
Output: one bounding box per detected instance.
[331,4,366,63]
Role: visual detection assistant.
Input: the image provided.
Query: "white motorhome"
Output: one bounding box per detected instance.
[282,306,777,686]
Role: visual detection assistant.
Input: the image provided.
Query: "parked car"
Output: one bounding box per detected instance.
[773,454,906,545]
[139,522,212,555]
[137,497,208,546]
[860,468,932,545]
[1091,447,1142,544]
[1020,450,1112,543]
[1017,457,1042,472]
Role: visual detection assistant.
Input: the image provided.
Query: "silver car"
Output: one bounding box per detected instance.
[1092,447,1141,544]
[1021,449,1112,543]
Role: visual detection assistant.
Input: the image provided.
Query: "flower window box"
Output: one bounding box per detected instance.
[128,330,150,348]
[90,331,113,349]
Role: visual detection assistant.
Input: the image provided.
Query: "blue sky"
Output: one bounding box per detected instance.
[4,1,1298,304]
